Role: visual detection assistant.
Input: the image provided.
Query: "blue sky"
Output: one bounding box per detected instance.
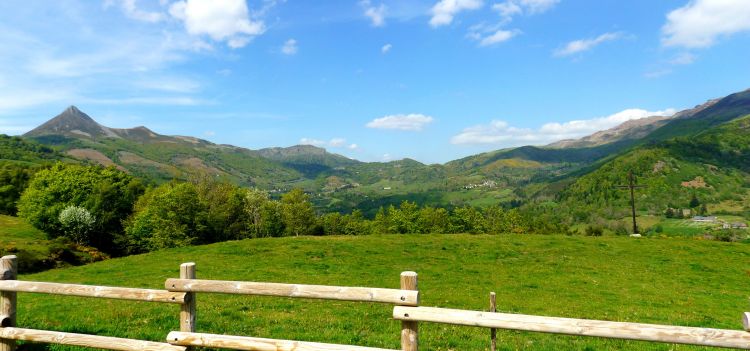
[1,0,749,163]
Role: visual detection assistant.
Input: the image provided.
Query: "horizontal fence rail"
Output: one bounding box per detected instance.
[0,327,185,351]
[0,280,185,304]
[393,306,750,350]
[165,278,419,306]
[167,331,400,351]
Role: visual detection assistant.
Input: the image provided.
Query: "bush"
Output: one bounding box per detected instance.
[585,225,604,237]
[58,205,96,245]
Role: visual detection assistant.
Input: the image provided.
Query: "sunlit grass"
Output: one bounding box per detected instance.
[16,234,750,350]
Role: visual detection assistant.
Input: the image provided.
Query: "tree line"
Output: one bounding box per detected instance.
[5,163,566,255]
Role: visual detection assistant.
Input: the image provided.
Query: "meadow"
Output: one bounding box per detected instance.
[15,234,750,350]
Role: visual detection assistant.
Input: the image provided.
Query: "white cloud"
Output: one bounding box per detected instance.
[366,113,434,131]
[662,0,750,49]
[135,76,200,93]
[467,0,556,46]
[478,29,519,46]
[517,0,559,14]
[451,108,676,145]
[300,137,358,150]
[281,39,298,55]
[360,0,387,27]
[108,0,166,23]
[669,52,696,65]
[381,43,392,53]
[492,0,559,22]
[329,138,346,147]
[429,0,484,28]
[169,0,266,48]
[554,32,623,57]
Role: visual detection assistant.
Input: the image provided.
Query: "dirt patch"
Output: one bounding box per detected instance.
[652,160,667,173]
[66,149,127,171]
[681,176,709,188]
[176,157,225,176]
[118,152,178,174]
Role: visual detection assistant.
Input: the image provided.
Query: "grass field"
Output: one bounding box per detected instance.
[15,234,750,350]
[0,215,104,273]
[0,214,52,268]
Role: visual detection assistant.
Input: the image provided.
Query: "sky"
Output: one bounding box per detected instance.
[1,0,750,164]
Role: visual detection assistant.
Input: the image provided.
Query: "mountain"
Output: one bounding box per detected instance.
[548,115,673,149]
[257,145,360,177]
[548,98,720,149]
[557,113,750,222]
[12,87,750,215]
[24,106,305,187]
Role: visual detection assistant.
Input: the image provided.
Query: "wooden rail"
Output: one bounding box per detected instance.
[0,280,185,304]
[0,327,185,351]
[167,331,399,351]
[393,306,750,349]
[165,278,419,306]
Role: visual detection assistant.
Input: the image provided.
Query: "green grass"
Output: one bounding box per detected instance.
[0,215,104,273]
[16,234,750,350]
[0,214,48,256]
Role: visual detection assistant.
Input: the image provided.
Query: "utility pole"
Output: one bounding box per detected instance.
[615,171,647,234]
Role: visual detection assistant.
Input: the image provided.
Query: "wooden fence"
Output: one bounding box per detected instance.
[1,254,749,350]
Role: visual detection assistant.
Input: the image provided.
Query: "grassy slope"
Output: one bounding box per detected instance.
[0,214,47,255]
[19,235,750,350]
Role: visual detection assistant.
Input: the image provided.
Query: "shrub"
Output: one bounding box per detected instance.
[58,205,96,245]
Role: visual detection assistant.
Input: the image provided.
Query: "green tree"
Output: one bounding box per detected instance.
[0,163,37,215]
[389,201,421,234]
[281,188,316,236]
[418,206,450,234]
[192,175,247,241]
[124,182,208,252]
[243,188,271,238]
[342,209,371,235]
[17,163,143,253]
[450,206,486,234]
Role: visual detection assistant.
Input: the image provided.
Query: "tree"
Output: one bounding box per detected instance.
[450,206,486,234]
[124,182,208,253]
[689,194,700,208]
[389,201,421,234]
[0,163,37,215]
[58,205,96,245]
[280,188,316,236]
[192,175,247,242]
[243,188,271,238]
[17,163,144,253]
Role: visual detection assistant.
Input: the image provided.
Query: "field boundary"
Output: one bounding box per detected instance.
[1,254,749,350]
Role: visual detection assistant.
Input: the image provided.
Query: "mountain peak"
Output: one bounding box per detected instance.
[24,105,108,138]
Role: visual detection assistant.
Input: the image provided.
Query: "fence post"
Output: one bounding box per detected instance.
[490,292,497,351]
[743,312,750,331]
[180,263,196,335]
[400,271,418,351]
[0,255,17,351]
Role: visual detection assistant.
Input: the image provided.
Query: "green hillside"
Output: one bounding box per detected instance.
[644,89,750,142]
[0,134,66,164]
[18,234,750,350]
[559,115,750,221]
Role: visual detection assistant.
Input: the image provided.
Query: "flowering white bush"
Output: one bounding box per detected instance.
[59,205,96,245]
